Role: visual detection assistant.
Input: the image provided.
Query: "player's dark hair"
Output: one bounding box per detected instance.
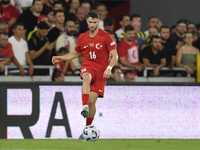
[130,14,141,21]
[52,69,64,81]
[37,21,49,30]
[97,2,107,11]
[54,9,64,16]
[32,0,42,6]
[159,25,169,32]
[64,19,74,27]
[13,22,24,29]
[124,70,134,77]
[59,47,69,54]
[148,16,157,23]
[183,31,193,38]
[0,32,8,37]
[111,66,121,74]
[53,1,64,7]
[125,25,134,32]
[119,14,129,22]
[187,22,196,27]
[87,11,99,19]
[104,16,114,26]
[150,35,161,43]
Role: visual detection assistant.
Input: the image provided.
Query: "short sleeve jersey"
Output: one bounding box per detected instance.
[75,28,116,74]
[0,4,19,23]
[117,39,139,65]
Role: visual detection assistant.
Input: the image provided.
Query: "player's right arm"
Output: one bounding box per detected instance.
[52,51,81,64]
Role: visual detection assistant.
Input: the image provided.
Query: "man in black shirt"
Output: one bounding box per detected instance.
[28,21,54,75]
[47,10,65,57]
[142,36,166,77]
[18,0,43,38]
[42,0,56,15]
[160,25,176,68]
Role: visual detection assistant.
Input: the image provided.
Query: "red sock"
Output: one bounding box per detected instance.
[86,118,94,126]
[82,94,89,106]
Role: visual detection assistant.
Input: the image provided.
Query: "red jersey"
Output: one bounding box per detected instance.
[117,39,139,76]
[75,28,116,74]
[0,43,14,62]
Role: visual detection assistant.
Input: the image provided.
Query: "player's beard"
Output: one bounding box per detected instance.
[89,26,97,32]
[161,36,167,41]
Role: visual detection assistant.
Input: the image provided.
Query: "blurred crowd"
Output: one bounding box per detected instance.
[0,0,199,82]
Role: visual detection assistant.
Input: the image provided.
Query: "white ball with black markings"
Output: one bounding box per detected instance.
[82,125,100,141]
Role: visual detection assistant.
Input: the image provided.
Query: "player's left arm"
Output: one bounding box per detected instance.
[103,49,118,79]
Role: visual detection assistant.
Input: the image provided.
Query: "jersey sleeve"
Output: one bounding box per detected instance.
[74,35,82,52]
[105,32,116,52]
[117,41,127,57]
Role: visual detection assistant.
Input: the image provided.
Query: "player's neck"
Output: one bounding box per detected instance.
[55,22,64,31]
[124,38,132,45]
[2,4,9,8]
[89,28,99,37]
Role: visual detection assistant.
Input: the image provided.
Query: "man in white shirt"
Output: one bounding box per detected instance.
[56,20,79,66]
[8,22,34,75]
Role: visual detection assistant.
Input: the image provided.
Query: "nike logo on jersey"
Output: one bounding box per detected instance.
[84,45,88,48]
[99,90,103,92]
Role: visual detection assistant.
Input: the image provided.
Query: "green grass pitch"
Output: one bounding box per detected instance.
[0,139,200,150]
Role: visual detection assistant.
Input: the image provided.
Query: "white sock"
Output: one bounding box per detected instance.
[83,105,88,109]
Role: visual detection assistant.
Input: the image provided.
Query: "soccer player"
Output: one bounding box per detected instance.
[52,11,118,139]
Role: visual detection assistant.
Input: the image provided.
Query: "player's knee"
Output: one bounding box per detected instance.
[88,98,95,107]
[82,73,92,84]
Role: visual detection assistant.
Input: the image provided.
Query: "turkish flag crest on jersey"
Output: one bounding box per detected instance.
[95,43,103,50]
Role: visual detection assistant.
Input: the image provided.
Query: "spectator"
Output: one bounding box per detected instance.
[117,25,145,76]
[160,25,176,69]
[104,16,119,44]
[8,22,34,76]
[54,47,76,75]
[124,70,135,82]
[142,36,166,77]
[46,8,55,29]
[96,3,107,30]
[170,25,176,34]
[18,0,43,38]
[47,10,65,57]
[28,21,53,75]
[27,15,49,41]
[52,1,64,11]
[130,14,148,42]
[107,66,123,83]
[42,0,56,15]
[169,19,187,50]
[157,18,163,30]
[52,69,64,81]
[74,20,79,39]
[115,14,130,42]
[81,1,91,17]
[176,32,199,77]
[0,0,20,34]
[56,20,79,66]
[141,27,158,50]
[0,32,25,75]
[144,16,159,36]
[131,21,146,51]
[68,0,80,14]
[187,22,198,46]
[0,19,8,33]
[75,6,88,34]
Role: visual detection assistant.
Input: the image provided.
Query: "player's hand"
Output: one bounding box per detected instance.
[52,56,62,64]
[135,65,144,72]
[19,66,25,76]
[0,63,5,72]
[186,66,194,74]
[153,67,160,77]
[103,68,112,79]
[44,42,53,51]
[28,65,34,76]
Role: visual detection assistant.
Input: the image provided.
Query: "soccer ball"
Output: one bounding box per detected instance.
[82,125,100,141]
